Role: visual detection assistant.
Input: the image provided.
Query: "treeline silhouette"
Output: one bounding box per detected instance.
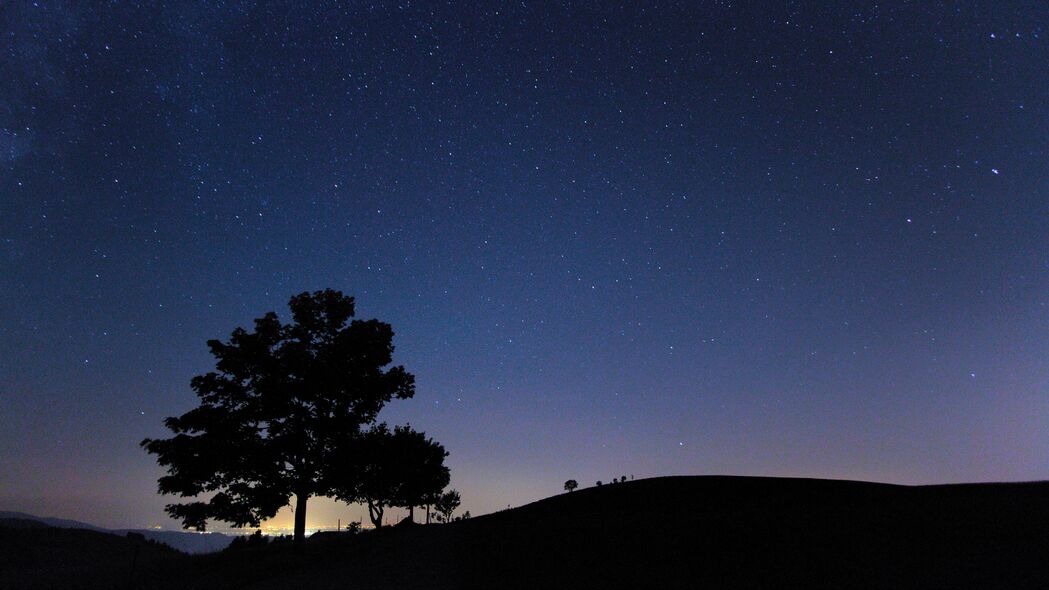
[564,475,633,491]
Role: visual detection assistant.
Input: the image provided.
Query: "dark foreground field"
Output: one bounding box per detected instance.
[4,476,1048,589]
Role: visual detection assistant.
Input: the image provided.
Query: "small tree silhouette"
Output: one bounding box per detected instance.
[328,423,449,528]
[433,489,462,523]
[596,480,603,487]
[564,479,578,492]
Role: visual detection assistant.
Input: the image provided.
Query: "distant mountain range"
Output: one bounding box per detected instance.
[0,511,109,532]
[0,511,234,553]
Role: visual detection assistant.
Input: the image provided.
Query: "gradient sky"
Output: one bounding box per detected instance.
[1,2,1048,532]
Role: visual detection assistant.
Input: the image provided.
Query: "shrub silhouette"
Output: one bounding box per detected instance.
[226,530,268,552]
[564,479,578,492]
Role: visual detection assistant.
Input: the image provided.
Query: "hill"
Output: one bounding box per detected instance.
[4,476,1049,589]
[0,518,49,530]
[0,511,108,532]
[0,521,183,589]
[0,511,234,554]
[113,529,234,554]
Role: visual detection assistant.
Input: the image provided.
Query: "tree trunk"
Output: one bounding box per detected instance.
[294,492,308,542]
[368,501,384,529]
[408,505,414,522]
[425,504,431,524]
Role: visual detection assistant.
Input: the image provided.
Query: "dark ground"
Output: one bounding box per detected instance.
[3,476,1048,589]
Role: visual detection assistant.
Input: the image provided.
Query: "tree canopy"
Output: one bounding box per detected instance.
[432,489,462,523]
[327,423,450,528]
[141,289,415,541]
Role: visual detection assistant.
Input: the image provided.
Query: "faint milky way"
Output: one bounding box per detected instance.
[1,2,1048,531]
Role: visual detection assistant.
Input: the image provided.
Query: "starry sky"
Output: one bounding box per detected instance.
[1,2,1048,532]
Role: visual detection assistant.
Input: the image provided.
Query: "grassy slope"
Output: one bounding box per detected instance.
[5,476,1049,589]
[446,476,1049,589]
[255,476,1049,590]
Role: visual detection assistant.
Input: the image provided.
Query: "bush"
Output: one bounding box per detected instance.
[226,530,268,552]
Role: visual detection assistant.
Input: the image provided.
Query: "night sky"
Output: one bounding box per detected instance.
[2,2,1048,532]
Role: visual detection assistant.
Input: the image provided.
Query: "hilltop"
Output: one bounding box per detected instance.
[4,476,1049,589]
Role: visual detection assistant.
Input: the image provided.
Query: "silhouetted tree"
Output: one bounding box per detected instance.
[596,480,603,487]
[141,290,415,542]
[433,489,462,523]
[421,486,452,524]
[564,479,578,492]
[422,489,439,524]
[394,427,450,522]
[328,423,449,528]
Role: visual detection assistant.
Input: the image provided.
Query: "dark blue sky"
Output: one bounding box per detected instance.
[2,2,1047,531]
